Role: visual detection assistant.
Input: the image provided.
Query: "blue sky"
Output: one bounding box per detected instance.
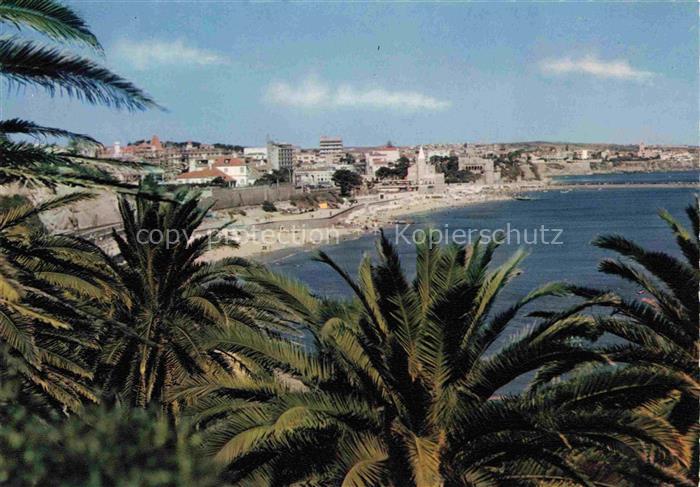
[3,2,698,147]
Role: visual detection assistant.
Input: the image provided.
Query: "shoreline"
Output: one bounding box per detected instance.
[203,178,697,264]
[204,186,522,263]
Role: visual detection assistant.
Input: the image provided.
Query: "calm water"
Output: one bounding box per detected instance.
[266,170,697,392]
[553,169,699,185]
[270,171,697,300]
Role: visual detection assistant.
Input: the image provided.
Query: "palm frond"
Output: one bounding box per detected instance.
[0,118,101,145]
[0,0,101,50]
[0,36,159,111]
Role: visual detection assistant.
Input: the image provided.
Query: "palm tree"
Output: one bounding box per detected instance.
[182,232,691,486]
[574,199,699,478]
[0,0,159,188]
[0,192,121,415]
[95,189,257,412]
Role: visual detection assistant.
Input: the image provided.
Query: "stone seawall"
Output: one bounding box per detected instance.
[202,184,305,210]
[10,184,309,233]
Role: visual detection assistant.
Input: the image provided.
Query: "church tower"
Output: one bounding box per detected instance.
[407,145,444,188]
[415,145,427,184]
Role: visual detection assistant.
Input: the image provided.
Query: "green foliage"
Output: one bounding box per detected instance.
[95,189,253,411]
[332,169,363,196]
[261,200,277,212]
[1,8,697,476]
[0,376,219,487]
[568,199,700,480]
[0,0,158,188]
[339,152,356,165]
[429,155,480,183]
[0,194,44,231]
[494,151,523,181]
[585,199,699,425]
[374,166,394,180]
[0,0,101,50]
[0,192,119,416]
[183,231,692,486]
[210,176,228,187]
[213,143,244,152]
[0,176,696,485]
[254,169,290,186]
[375,156,409,180]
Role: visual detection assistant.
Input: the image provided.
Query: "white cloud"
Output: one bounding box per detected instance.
[539,55,654,81]
[112,39,228,70]
[265,77,450,111]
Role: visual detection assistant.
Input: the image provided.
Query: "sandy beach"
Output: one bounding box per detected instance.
[203,177,698,263]
[203,182,545,262]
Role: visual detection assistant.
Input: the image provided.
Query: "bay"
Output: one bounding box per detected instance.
[265,170,697,392]
[269,171,698,300]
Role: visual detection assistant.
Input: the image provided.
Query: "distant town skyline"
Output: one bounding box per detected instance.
[2,2,697,147]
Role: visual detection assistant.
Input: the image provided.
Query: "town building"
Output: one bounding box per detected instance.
[267,140,294,171]
[365,146,401,177]
[294,167,336,187]
[174,168,231,185]
[319,136,343,164]
[212,157,252,186]
[407,146,445,187]
[243,147,268,162]
[294,163,356,188]
[98,135,250,181]
[458,155,498,184]
[426,148,452,159]
[99,135,163,160]
[295,149,322,166]
[637,142,647,158]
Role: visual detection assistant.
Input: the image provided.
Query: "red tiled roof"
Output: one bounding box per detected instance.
[176,168,231,180]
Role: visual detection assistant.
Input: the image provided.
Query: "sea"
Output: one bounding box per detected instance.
[267,170,698,299]
[264,169,698,392]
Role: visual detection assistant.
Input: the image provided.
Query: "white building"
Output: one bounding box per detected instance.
[267,141,294,171]
[320,136,343,155]
[294,167,335,187]
[637,142,647,158]
[243,147,268,161]
[426,148,451,159]
[365,146,401,176]
[174,168,231,185]
[176,157,252,187]
[212,157,252,187]
[320,136,343,164]
[295,163,356,187]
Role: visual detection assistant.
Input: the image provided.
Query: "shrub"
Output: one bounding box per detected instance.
[227,208,247,217]
[261,200,277,212]
[0,397,219,486]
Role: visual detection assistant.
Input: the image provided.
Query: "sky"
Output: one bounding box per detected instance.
[2,2,698,147]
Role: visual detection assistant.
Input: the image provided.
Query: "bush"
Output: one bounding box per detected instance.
[331,169,363,196]
[227,208,247,217]
[0,195,44,231]
[261,200,277,212]
[0,399,219,486]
